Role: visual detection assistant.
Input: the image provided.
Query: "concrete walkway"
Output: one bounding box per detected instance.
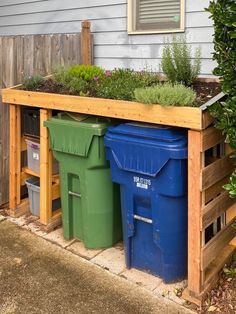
[0,218,194,314]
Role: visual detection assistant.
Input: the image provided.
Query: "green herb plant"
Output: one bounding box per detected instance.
[134,83,196,107]
[53,65,104,95]
[206,0,236,201]
[22,75,44,91]
[161,36,201,86]
[95,69,159,101]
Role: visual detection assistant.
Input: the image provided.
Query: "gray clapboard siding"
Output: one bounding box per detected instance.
[0,0,215,75]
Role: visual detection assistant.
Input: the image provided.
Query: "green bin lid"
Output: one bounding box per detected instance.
[44,112,112,157]
[56,112,111,136]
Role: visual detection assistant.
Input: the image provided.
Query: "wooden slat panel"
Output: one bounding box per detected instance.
[200,126,223,152]
[187,130,203,294]
[0,28,93,205]
[202,191,235,229]
[226,203,236,246]
[203,244,235,289]
[202,218,236,270]
[201,155,234,191]
[2,89,203,129]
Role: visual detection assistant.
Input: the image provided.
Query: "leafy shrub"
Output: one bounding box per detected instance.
[134,83,196,107]
[67,65,104,82]
[95,69,159,100]
[53,65,104,95]
[206,0,236,197]
[22,75,44,91]
[161,36,201,86]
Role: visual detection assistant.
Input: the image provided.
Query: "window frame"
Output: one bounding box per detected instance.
[127,0,185,35]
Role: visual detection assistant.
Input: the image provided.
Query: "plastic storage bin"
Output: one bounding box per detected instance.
[44,113,122,249]
[104,123,188,283]
[26,138,59,175]
[26,176,61,216]
[22,108,40,138]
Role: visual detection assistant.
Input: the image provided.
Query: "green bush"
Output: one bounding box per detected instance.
[95,69,159,101]
[52,65,104,95]
[161,36,201,86]
[134,83,196,107]
[22,75,44,90]
[206,0,236,197]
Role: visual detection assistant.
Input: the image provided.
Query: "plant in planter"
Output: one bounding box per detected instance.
[206,0,236,198]
[161,36,201,86]
[134,83,196,107]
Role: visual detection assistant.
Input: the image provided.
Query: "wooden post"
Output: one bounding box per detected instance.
[9,104,21,212]
[186,130,203,295]
[40,109,52,225]
[80,20,93,65]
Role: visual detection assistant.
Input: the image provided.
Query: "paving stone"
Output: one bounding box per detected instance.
[91,247,126,275]
[120,268,162,291]
[153,280,187,305]
[43,228,75,248]
[23,222,47,237]
[66,241,103,260]
[0,215,6,222]
[8,215,28,226]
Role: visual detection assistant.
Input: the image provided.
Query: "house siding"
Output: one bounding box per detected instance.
[0,0,216,75]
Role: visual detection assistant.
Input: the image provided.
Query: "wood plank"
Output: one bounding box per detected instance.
[187,130,203,294]
[80,20,92,65]
[52,182,60,200]
[201,155,234,191]
[40,109,52,225]
[202,111,214,130]
[23,167,40,178]
[202,191,235,229]
[200,127,223,152]
[16,106,21,205]
[39,210,62,233]
[21,136,27,151]
[9,198,30,218]
[9,105,17,210]
[205,176,229,204]
[20,171,32,186]
[226,203,236,246]
[204,244,235,289]
[2,89,203,130]
[202,218,236,270]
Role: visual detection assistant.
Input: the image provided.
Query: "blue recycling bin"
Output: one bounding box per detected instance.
[104,123,188,283]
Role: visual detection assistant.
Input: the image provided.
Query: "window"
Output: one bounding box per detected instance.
[128,0,185,34]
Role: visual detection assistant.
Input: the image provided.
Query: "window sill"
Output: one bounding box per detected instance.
[128,28,185,35]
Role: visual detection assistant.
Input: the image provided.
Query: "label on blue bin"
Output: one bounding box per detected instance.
[133,176,151,190]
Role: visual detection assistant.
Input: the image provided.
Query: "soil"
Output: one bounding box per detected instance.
[192,81,222,107]
[185,258,236,314]
[20,79,222,107]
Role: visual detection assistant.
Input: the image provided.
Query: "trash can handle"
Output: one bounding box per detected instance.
[68,191,81,198]
[133,214,152,224]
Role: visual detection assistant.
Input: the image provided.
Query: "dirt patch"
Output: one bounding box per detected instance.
[192,81,221,107]
[196,259,236,314]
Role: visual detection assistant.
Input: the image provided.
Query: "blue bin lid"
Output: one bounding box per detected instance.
[105,123,187,177]
[107,123,186,143]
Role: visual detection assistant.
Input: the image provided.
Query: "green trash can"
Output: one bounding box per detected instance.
[44,113,122,249]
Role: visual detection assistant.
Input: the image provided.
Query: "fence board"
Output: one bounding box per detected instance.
[0,27,93,205]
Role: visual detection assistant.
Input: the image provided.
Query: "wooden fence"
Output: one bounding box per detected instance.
[0,21,93,206]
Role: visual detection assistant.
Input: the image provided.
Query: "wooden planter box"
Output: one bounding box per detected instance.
[2,86,236,305]
[2,87,224,130]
